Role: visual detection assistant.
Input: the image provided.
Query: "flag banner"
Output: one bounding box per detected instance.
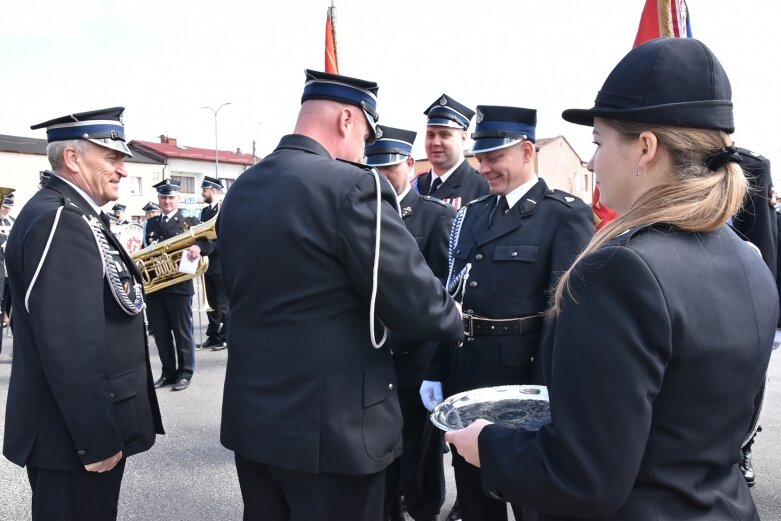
[634,0,691,48]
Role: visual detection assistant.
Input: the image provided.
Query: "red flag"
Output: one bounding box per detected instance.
[592,184,619,231]
[325,3,339,74]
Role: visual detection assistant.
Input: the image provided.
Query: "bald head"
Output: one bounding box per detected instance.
[294,99,369,163]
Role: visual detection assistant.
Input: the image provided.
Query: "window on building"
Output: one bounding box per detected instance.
[171,174,196,194]
[129,176,143,195]
[221,178,235,191]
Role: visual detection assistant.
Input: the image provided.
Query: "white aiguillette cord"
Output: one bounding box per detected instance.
[368,168,400,349]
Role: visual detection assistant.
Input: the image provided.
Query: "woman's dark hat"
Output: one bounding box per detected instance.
[562,38,734,133]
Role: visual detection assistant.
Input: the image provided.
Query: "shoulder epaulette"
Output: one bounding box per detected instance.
[421,195,450,208]
[464,193,494,207]
[545,189,582,208]
[336,158,375,172]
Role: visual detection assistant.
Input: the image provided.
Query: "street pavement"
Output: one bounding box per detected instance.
[1,317,780,520]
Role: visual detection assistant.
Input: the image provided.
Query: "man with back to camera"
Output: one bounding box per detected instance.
[365,125,456,521]
[412,94,490,210]
[420,105,594,521]
[217,70,464,521]
[3,107,163,521]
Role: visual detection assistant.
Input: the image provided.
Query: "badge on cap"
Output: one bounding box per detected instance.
[476,109,484,124]
[439,96,448,106]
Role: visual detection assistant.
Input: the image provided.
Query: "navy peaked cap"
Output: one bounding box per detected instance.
[562,38,734,132]
[364,125,416,167]
[2,194,14,208]
[143,201,161,212]
[112,203,126,212]
[301,69,381,143]
[472,106,537,154]
[154,179,180,196]
[201,176,224,190]
[424,94,475,130]
[31,106,133,157]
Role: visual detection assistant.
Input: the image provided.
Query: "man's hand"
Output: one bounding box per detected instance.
[419,380,444,412]
[84,451,123,473]
[444,419,492,467]
[186,244,201,261]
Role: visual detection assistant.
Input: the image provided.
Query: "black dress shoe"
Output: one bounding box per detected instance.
[446,500,461,521]
[198,337,223,350]
[212,342,228,351]
[154,376,176,389]
[172,378,190,391]
[741,447,756,487]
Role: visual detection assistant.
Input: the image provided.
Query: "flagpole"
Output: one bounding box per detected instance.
[330,1,340,73]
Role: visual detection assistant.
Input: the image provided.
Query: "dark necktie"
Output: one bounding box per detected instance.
[99,212,112,228]
[489,196,509,228]
[163,215,169,224]
[429,177,442,196]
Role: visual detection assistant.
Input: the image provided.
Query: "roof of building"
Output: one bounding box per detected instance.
[130,138,258,165]
[0,133,163,164]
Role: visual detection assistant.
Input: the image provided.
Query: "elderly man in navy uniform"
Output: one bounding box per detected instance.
[3,107,163,521]
[413,94,489,210]
[420,106,594,521]
[144,179,212,391]
[365,125,456,521]
[197,176,228,351]
[218,70,463,521]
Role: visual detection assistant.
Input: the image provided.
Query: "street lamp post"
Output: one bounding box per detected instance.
[201,102,231,178]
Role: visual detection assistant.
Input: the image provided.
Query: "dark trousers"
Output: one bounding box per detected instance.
[2,276,11,316]
[452,446,516,521]
[234,453,385,521]
[204,273,228,342]
[385,387,445,521]
[146,293,194,379]
[27,459,126,521]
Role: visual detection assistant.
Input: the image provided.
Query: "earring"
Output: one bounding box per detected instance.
[635,168,640,177]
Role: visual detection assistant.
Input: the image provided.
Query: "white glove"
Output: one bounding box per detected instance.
[420,380,444,412]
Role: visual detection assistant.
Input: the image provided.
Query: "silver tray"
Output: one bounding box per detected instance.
[430,385,550,432]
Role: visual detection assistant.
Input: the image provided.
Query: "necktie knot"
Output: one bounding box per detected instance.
[489,196,509,228]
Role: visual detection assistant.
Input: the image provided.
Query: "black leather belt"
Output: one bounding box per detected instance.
[463,314,543,337]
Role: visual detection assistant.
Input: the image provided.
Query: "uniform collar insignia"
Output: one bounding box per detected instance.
[401,206,413,217]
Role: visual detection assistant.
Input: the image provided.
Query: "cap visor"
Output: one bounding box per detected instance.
[89,138,133,158]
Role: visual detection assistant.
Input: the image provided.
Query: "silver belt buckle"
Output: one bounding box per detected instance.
[464,314,474,337]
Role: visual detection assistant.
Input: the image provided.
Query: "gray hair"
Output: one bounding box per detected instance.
[47,139,88,171]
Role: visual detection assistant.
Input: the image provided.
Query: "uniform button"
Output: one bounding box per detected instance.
[467,337,475,343]
[77,450,86,456]
[511,251,518,257]
[110,392,115,398]
[388,383,394,391]
[469,281,478,288]
[466,309,474,314]
[475,253,483,261]
[530,356,534,363]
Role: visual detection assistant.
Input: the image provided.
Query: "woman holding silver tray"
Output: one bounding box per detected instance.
[445,37,776,520]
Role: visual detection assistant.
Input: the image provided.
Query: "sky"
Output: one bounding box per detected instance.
[2,0,780,178]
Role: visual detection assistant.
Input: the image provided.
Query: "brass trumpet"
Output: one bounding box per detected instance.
[131,216,217,294]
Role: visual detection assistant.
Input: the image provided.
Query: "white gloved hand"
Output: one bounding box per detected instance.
[420,380,444,412]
